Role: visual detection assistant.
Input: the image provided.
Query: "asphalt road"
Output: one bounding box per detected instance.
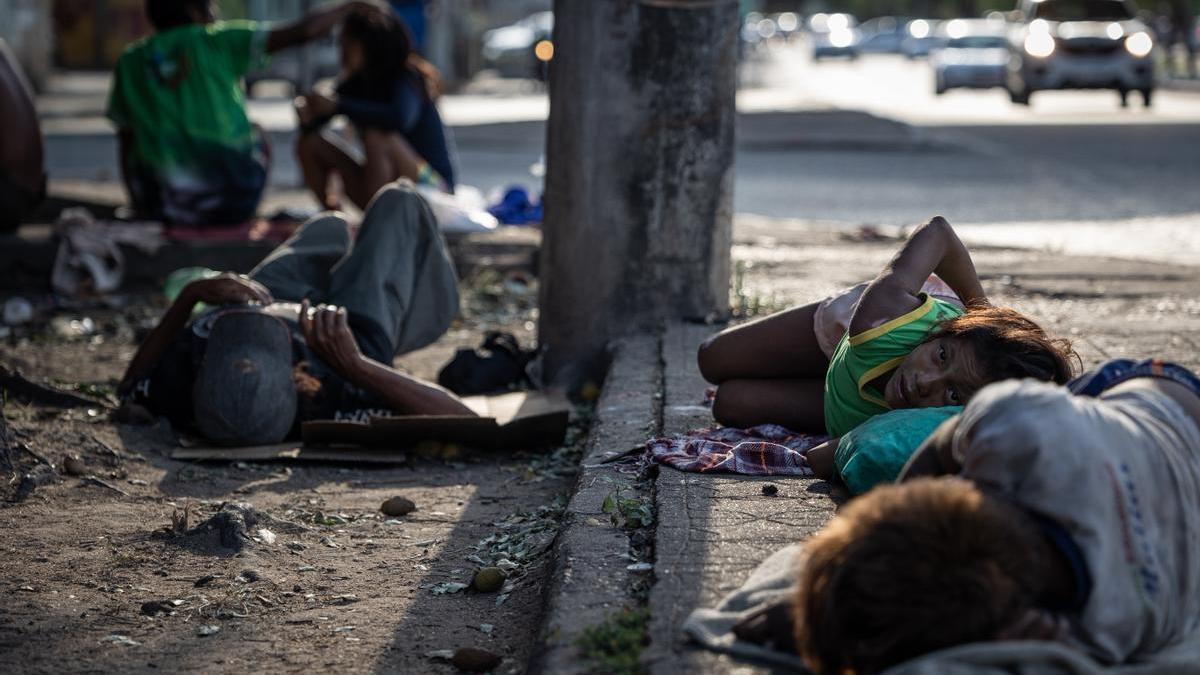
[43,46,1200,230]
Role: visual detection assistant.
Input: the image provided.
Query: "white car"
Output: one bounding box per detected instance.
[932,19,1010,94]
[1007,0,1156,106]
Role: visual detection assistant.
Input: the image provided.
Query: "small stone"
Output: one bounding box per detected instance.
[451,647,502,672]
[471,567,506,593]
[237,570,261,583]
[381,496,416,517]
[761,484,779,496]
[194,575,216,588]
[197,625,220,637]
[63,456,87,476]
[140,600,171,616]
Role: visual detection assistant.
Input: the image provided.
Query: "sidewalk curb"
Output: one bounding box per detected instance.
[528,334,663,674]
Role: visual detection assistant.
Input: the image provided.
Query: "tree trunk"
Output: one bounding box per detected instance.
[539,0,737,389]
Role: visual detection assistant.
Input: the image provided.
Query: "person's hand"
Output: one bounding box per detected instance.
[184,273,273,306]
[294,95,315,126]
[306,91,337,119]
[299,299,366,379]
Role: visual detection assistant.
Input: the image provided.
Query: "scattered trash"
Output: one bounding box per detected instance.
[426,649,456,661]
[194,575,216,588]
[236,570,261,583]
[285,541,306,552]
[18,585,34,592]
[430,582,468,595]
[333,626,355,633]
[479,623,494,635]
[127,478,148,486]
[140,599,181,616]
[197,625,220,637]
[330,594,360,605]
[2,297,33,326]
[253,528,277,545]
[180,503,296,552]
[320,536,338,548]
[471,567,506,593]
[62,456,87,476]
[626,562,653,573]
[380,496,416,517]
[99,634,140,647]
[761,484,779,496]
[14,464,57,502]
[451,646,502,672]
[51,207,165,299]
[81,475,130,497]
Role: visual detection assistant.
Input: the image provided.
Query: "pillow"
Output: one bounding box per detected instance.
[835,406,961,495]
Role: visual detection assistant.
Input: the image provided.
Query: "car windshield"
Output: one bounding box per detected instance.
[947,36,1008,48]
[1032,0,1134,21]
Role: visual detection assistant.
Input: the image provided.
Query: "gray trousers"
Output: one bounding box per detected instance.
[250,182,460,359]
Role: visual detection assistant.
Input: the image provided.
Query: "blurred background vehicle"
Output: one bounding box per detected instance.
[858,16,910,54]
[244,0,340,95]
[481,10,552,80]
[1006,0,1155,106]
[810,12,862,61]
[901,18,945,58]
[932,18,1010,94]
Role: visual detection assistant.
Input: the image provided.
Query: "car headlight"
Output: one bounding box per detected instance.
[1024,32,1056,58]
[1125,32,1153,57]
[829,29,854,48]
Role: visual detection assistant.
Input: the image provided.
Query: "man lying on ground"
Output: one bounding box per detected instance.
[792,359,1200,674]
[0,38,45,233]
[107,0,385,226]
[118,182,473,446]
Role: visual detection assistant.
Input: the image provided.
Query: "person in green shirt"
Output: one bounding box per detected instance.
[698,216,1078,438]
[107,0,384,226]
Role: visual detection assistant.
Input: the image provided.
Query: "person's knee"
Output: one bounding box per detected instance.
[697,334,728,384]
[711,381,752,427]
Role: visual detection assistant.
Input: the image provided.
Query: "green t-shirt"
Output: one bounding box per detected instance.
[106,21,268,177]
[835,405,961,495]
[823,293,965,437]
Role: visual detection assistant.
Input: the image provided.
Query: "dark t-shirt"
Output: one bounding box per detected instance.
[126,308,393,436]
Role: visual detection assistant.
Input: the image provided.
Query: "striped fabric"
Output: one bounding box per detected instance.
[646,425,826,476]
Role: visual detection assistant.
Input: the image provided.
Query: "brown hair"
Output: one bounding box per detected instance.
[929,305,1078,385]
[794,479,1048,675]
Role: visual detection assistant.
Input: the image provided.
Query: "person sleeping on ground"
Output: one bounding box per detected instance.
[790,359,1200,674]
[697,216,1077,457]
[294,9,456,211]
[117,182,473,446]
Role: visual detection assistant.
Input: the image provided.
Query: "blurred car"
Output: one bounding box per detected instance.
[858,16,910,54]
[244,0,340,94]
[481,11,553,79]
[810,13,862,60]
[932,19,1010,94]
[1006,0,1155,106]
[771,12,803,41]
[902,19,945,58]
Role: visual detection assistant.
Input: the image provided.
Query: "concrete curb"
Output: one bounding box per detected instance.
[528,334,663,674]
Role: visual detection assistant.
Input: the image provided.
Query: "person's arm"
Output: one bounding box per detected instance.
[117,275,273,396]
[265,1,384,54]
[897,415,963,481]
[848,216,987,336]
[299,300,476,416]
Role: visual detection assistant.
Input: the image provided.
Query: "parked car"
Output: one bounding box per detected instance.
[932,19,1010,94]
[1006,0,1155,106]
[481,11,553,79]
[902,19,945,58]
[810,13,862,60]
[858,16,910,54]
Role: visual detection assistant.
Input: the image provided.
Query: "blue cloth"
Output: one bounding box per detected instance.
[1069,358,1200,398]
[335,74,457,188]
[487,186,543,225]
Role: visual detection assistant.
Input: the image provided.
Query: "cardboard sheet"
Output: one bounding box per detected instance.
[302,391,570,450]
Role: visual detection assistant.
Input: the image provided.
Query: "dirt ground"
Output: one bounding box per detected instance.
[0,275,573,674]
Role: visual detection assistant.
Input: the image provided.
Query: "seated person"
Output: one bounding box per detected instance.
[0,38,45,233]
[791,360,1200,673]
[295,10,454,212]
[107,0,383,226]
[118,182,472,445]
[697,216,1076,437]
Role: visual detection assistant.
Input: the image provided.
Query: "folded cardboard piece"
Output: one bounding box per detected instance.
[301,391,571,450]
[171,391,570,463]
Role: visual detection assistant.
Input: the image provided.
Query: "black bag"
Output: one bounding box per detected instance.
[437,332,536,396]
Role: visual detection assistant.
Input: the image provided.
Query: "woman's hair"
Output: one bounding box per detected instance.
[794,479,1048,675]
[341,11,442,101]
[929,305,1078,385]
[145,0,210,31]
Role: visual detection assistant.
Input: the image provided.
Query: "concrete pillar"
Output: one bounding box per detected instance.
[538,0,737,388]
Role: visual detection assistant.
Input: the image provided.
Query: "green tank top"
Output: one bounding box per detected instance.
[823,294,965,437]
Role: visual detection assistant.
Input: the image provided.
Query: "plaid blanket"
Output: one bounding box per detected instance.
[646,425,828,476]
